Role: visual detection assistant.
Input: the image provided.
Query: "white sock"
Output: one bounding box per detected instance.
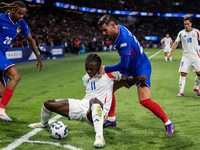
[91,104,104,139]
[41,105,52,125]
[194,76,200,89]
[170,56,172,61]
[165,56,167,62]
[107,116,116,122]
[164,119,172,125]
[0,107,5,113]
[179,76,186,93]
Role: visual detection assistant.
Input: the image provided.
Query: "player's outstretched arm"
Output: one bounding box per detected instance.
[121,74,147,84]
[26,33,43,72]
[167,41,179,59]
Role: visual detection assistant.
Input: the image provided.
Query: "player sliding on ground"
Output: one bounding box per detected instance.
[168,17,200,97]
[28,54,147,148]
[0,1,42,121]
[98,15,174,135]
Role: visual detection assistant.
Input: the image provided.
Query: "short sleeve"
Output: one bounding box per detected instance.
[20,19,30,36]
[106,71,121,81]
[175,31,182,43]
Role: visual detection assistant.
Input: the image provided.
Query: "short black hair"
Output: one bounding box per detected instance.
[183,17,192,23]
[97,15,117,27]
[86,54,101,65]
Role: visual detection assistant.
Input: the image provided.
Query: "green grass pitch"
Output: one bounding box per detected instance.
[0,49,200,150]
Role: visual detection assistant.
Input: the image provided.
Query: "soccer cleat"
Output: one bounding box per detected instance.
[0,111,12,121]
[177,92,184,97]
[165,122,175,135]
[28,122,49,128]
[193,88,200,96]
[93,136,105,148]
[52,57,57,60]
[103,119,117,128]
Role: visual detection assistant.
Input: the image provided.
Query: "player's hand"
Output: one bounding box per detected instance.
[138,75,147,82]
[98,65,105,77]
[167,53,172,60]
[36,59,43,72]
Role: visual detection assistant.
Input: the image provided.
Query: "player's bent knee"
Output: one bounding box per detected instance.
[44,100,56,110]
[89,98,103,108]
[13,74,21,83]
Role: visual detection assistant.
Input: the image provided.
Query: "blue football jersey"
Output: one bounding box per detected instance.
[113,24,149,74]
[0,13,30,54]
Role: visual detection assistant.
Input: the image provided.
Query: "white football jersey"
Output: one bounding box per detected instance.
[175,28,200,57]
[161,37,172,47]
[82,72,121,113]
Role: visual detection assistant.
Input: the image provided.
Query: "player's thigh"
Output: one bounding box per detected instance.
[137,83,151,102]
[0,79,5,97]
[4,66,21,81]
[113,80,126,91]
[44,99,69,117]
[192,57,200,73]
[179,57,192,73]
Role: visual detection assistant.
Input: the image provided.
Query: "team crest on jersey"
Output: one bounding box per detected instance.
[17,27,21,34]
[86,79,90,84]
[192,33,195,37]
[120,43,127,48]
[184,35,186,38]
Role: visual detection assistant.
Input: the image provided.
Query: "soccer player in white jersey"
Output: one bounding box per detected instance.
[28,54,146,148]
[160,33,173,62]
[168,17,200,97]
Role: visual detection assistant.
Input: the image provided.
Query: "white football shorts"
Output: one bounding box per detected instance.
[164,46,171,52]
[68,98,108,125]
[179,55,200,73]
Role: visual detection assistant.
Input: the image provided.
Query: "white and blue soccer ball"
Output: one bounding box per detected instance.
[50,121,68,140]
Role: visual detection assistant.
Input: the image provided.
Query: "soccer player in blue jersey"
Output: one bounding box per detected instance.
[98,15,174,135]
[0,1,42,121]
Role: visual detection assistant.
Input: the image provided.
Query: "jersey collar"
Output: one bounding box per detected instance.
[8,12,16,25]
[114,25,120,44]
[184,28,193,32]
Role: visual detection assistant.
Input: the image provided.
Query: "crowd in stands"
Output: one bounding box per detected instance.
[56,0,200,13]
[2,0,200,52]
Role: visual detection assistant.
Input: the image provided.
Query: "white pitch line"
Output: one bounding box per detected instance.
[26,140,83,150]
[148,49,163,59]
[0,49,162,150]
[0,115,81,150]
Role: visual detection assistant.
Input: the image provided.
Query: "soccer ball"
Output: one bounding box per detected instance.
[50,121,68,140]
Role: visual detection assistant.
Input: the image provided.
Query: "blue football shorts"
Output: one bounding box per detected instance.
[120,59,151,89]
[0,52,15,86]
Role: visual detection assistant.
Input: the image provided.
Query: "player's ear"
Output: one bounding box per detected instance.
[110,22,116,28]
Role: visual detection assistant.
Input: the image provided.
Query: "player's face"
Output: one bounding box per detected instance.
[166,34,169,38]
[11,7,27,23]
[100,23,114,38]
[85,61,100,77]
[184,20,192,32]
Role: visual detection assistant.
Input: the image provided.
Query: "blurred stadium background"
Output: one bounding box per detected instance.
[1,1,200,150]
[1,0,200,62]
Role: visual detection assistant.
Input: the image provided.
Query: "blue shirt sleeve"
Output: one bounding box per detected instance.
[105,38,131,72]
[20,19,30,36]
[105,54,130,72]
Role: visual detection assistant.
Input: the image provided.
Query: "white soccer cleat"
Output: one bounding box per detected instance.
[93,135,105,148]
[28,122,49,128]
[0,111,12,121]
[53,57,57,60]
